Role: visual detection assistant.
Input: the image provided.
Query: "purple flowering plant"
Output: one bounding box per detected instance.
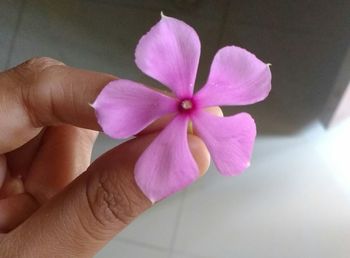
[92,14,272,202]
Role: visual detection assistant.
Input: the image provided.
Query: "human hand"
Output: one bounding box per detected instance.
[0,57,211,257]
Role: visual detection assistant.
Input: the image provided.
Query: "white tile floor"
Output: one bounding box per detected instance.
[97,239,168,258]
[172,123,350,258]
[92,121,350,258]
[1,1,350,258]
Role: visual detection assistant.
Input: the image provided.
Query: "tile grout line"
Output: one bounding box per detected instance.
[164,4,229,256]
[115,237,205,258]
[166,6,229,257]
[5,0,25,69]
[168,190,188,258]
[116,237,170,253]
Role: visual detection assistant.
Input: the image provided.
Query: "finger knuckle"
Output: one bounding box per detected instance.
[11,57,65,83]
[24,57,65,72]
[12,57,66,127]
[86,169,145,227]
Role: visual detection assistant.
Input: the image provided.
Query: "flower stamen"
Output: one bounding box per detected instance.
[181,100,192,110]
[178,99,195,114]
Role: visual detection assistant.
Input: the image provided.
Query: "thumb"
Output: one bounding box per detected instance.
[2,133,210,258]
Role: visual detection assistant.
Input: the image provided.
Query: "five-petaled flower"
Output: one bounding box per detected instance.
[92,15,272,203]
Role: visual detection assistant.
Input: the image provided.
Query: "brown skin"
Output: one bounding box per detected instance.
[0,57,221,257]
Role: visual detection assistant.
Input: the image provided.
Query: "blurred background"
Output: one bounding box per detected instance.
[1,0,350,257]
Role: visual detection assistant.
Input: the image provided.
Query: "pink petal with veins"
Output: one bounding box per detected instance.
[195,46,271,107]
[135,115,199,202]
[135,15,200,98]
[92,79,177,139]
[92,16,273,203]
[192,111,256,176]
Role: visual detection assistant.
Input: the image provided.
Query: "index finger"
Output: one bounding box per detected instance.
[5,57,116,130]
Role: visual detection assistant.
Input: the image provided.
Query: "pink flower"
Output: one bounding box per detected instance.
[92,15,271,203]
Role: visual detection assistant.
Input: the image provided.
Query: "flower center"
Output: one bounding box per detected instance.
[178,98,195,114]
[181,100,192,110]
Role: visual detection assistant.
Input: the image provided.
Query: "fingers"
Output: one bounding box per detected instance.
[0,156,6,187]
[3,133,210,258]
[0,155,25,199]
[0,126,97,232]
[0,57,115,153]
[0,193,38,233]
[8,57,116,129]
[0,173,24,199]
[5,129,45,178]
[0,57,222,154]
[24,125,98,204]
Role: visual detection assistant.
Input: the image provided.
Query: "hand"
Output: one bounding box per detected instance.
[0,57,211,257]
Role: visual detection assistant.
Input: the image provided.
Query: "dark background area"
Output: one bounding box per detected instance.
[2,0,350,135]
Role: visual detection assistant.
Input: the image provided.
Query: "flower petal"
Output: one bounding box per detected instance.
[195,46,271,107]
[135,115,199,202]
[92,79,177,139]
[192,111,256,175]
[135,15,200,98]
